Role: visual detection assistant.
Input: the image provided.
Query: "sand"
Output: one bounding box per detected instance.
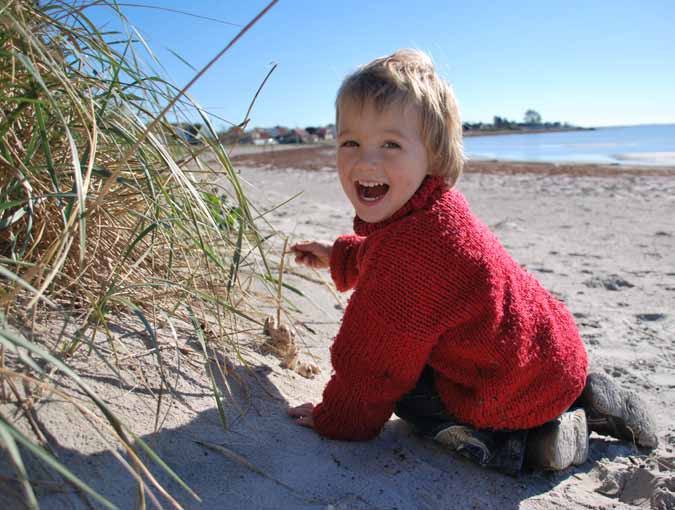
[2,146,674,510]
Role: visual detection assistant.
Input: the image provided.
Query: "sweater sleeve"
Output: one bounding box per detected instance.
[329,234,365,292]
[313,225,474,440]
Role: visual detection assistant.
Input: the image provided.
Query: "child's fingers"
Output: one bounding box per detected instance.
[287,403,314,418]
[291,243,330,269]
[295,416,314,428]
[294,253,314,266]
[291,241,328,255]
[294,252,321,268]
[290,241,316,253]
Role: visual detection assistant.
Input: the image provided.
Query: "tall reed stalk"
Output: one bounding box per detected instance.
[0,1,278,508]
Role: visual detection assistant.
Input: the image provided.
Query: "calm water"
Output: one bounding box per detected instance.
[464,124,675,166]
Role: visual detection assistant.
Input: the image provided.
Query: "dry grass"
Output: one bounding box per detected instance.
[0,1,280,508]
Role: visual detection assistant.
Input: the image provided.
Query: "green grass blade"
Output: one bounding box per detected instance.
[186,306,228,432]
[12,51,86,265]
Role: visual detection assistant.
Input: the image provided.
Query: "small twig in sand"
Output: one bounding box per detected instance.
[276,237,289,326]
[194,439,323,504]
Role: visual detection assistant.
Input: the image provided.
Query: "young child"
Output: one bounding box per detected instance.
[288,49,657,474]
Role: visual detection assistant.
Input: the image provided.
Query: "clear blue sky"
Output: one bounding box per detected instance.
[88,0,675,130]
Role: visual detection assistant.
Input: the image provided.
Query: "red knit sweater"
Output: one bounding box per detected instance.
[312,176,588,440]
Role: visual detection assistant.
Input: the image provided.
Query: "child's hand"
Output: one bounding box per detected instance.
[288,402,315,428]
[290,241,332,269]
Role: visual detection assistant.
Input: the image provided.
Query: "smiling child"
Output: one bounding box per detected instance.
[288,49,657,474]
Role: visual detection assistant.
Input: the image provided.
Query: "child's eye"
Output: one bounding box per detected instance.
[340,140,359,148]
[383,141,401,149]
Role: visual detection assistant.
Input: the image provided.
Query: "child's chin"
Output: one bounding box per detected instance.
[350,196,393,223]
[358,208,392,224]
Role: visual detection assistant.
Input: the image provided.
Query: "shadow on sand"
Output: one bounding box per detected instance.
[1,356,642,510]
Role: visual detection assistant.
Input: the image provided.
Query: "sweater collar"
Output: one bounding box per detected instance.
[353,175,447,236]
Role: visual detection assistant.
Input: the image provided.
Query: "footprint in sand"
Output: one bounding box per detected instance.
[584,333,601,346]
[532,266,554,274]
[627,270,653,277]
[491,219,524,231]
[636,313,667,322]
[568,252,602,259]
[583,275,635,291]
[608,365,630,378]
[577,318,603,329]
[550,290,567,302]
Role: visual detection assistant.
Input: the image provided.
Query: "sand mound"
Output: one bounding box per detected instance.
[596,457,675,509]
[262,316,320,378]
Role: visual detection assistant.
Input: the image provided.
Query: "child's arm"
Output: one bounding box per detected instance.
[310,228,476,441]
[292,235,365,291]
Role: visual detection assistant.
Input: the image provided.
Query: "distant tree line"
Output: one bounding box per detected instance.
[463,109,575,132]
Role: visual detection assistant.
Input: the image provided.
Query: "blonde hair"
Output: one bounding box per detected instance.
[336,49,464,186]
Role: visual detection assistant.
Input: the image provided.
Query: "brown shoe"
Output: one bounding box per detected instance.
[578,372,658,448]
[526,408,589,471]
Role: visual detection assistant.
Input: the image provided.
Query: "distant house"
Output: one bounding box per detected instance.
[231,123,337,144]
[277,128,309,144]
[266,126,289,139]
[250,128,277,145]
[237,133,254,144]
[317,125,336,141]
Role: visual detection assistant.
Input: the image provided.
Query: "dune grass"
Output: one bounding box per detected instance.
[0,1,280,508]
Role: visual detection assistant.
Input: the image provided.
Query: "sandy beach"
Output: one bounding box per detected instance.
[3,146,674,510]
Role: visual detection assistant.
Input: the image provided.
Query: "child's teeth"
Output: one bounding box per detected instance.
[358,181,389,201]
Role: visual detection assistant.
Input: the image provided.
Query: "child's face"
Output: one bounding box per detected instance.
[336,100,429,224]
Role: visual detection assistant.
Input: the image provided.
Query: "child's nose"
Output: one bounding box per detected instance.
[354,149,380,171]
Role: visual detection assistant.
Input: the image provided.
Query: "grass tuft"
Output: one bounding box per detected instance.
[0,1,279,507]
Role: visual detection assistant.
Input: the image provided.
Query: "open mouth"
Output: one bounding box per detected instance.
[357,181,389,202]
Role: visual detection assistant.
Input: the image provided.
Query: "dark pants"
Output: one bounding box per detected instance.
[394,365,454,436]
[394,366,529,474]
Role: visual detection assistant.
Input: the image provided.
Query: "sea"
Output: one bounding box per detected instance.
[463,124,675,166]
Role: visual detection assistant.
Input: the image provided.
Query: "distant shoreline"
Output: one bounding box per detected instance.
[463,127,592,137]
[230,145,675,176]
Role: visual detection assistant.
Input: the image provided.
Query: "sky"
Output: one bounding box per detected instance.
[87,0,675,130]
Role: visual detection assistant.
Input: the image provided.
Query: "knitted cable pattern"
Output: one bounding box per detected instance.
[313,176,588,440]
